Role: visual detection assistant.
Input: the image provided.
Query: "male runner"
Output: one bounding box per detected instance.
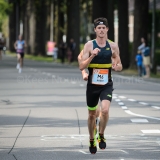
[14,35,26,73]
[79,17,122,154]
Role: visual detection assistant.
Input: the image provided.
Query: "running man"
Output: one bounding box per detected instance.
[14,35,26,73]
[78,50,101,122]
[78,17,122,154]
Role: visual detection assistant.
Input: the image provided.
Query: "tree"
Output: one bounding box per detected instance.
[34,0,48,56]
[118,0,129,68]
[131,0,149,66]
[106,0,114,41]
[8,0,17,52]
[23,0,36,54]
[67,0,80,61]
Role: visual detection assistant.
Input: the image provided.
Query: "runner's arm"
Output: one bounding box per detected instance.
[78,50,88,81]
[79,42,96,71]
[111,43,123,71]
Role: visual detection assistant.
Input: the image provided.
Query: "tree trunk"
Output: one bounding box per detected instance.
[118,0,129,69]
[92,0,107,20]
[67,0,80,61]
[34,0,48,56]
[131,0,149,66]
[9,1,18,52]
[57,0,64,44]
[107,0,114,41]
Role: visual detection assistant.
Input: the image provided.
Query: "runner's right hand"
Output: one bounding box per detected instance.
[82,73,88,81]
[91,48,100,56]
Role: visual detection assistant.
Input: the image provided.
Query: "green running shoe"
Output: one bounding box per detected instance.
[97,134,106,149]
[89,137,97,154]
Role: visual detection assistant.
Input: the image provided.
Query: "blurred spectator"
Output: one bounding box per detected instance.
[135,50,143,77]
[138,37,146,76]
[143,46,151,78]
[53,43,58,62]
[69,38,76,62]
[59,40,67,64]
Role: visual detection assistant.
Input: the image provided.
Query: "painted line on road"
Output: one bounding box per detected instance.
[118,94,160,110]
[152,106,160,109]
[156,141,160,145]
[125,110,160,121]
[128,99,136,102]
[118,96,126,99]
[118,102,124,106]
[79,150,89,154]
[139,102,148,105]
[141,130,160,134]
[115,99,121,102]
[121,106,128,110]
[79,149,128,155]
[130,119,148,123]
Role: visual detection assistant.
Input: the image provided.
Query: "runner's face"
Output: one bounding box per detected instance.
[95,25,108,38]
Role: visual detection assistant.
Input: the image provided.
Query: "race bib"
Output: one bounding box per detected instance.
[92,69,108,85]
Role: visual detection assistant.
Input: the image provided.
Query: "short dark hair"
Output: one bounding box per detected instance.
[94,17,109,28]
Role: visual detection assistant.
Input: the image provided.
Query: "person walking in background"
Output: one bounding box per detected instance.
[69,38,76,62]
[135,50,143,77]
[14,35,26,73]
[138,37,146,76]
[143,46,151,78]
[53,43,58,62]
[59,40,67,64]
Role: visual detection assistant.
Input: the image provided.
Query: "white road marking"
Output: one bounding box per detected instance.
[115,99,121,102]
[139,102,148,105]
[152,106,160,109]
[125,110,160,121]
[128,99,136,102]
[141,130,160,134]
[79,149,128,155]
[80,84,84,87]
[119,96,126,99]
[121,106,128,110]
[118,102,124,106]
[130,119,148,123]
[156,141,160,145]
[71,81,76,84]
[113,96,117,99]
[79,150,89,154]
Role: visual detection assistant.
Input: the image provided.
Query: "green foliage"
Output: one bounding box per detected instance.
[0,0,12,31]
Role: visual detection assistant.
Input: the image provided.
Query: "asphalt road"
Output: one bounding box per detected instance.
[0,55,160,160]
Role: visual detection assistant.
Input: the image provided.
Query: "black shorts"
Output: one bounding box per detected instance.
[17,52,24,58]
[86,81,113,110]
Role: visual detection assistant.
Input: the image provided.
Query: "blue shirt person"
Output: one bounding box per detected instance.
[135,50,143,77]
